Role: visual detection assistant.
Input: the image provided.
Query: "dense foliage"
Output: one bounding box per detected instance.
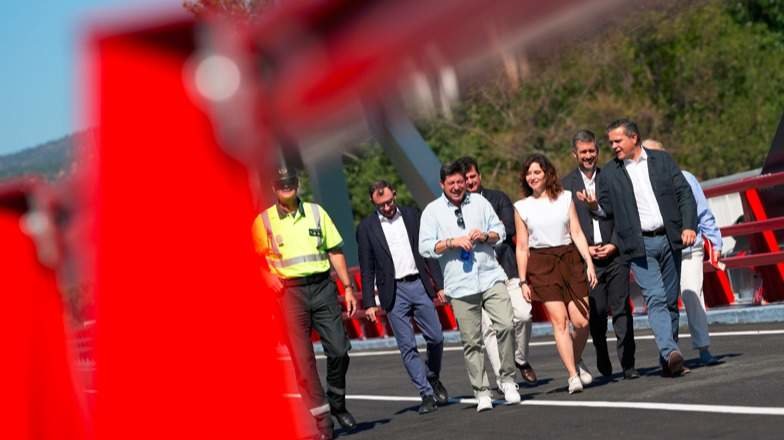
[344,0,784,221]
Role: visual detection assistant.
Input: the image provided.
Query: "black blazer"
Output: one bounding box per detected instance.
[356,206,444,311]
[596,148,697,259]
[561,168,617,248]
[479,187,518,278]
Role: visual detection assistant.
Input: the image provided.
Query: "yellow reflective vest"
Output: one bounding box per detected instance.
[252,201,343,279]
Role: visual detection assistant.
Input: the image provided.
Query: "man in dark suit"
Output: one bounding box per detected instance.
[590,119,697,377]
[356,180,448,414]
[562,130,638,380]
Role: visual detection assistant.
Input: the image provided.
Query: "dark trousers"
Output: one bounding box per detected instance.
[386,278,444,397]
[589,257,636,372]
[280,275,351,429]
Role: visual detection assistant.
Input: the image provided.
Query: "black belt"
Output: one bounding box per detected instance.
[641,227,667,237]
[281,271,330,287]
[396,273,420,283]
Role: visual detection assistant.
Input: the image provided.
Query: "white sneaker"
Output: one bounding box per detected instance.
[568,375,583,394]
[576,360,593,386]
[476,395,493,412]
[499,381,521,404]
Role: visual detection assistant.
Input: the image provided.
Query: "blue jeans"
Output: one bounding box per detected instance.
[629,235,682,362]
[386,278,444,397]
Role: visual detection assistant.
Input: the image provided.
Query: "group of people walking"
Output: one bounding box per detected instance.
[252,118,723,440]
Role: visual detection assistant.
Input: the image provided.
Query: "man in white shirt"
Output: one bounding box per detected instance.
[562,130,638,380]
[356,181,448,415]
[642,139,723,366]
[591,119,697,377]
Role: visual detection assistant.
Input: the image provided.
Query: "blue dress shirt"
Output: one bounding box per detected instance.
[419,192,507,298]
[682,170,722,252]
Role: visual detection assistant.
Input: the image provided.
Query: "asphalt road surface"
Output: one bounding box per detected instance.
[283,322,784,439]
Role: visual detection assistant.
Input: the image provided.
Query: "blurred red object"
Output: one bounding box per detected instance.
[83,17,296,439]
[0,182,88,440]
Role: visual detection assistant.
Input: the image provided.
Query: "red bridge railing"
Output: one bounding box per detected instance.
[702,171,784,306]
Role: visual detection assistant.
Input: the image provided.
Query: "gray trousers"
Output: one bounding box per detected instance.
[482,278,533,378]
[450,281,516,398]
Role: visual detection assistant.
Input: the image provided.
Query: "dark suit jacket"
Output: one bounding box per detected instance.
[561,168,616,247]
[596,148,697,259]
[356,206,444,311]
[479,187,518,278]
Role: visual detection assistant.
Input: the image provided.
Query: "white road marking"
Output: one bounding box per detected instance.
[284,393,784,416]
[517,399,784,416]
[301,329,784,360]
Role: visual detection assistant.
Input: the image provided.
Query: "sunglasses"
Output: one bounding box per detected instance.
[454,208,465,229]
[274,180,298,191]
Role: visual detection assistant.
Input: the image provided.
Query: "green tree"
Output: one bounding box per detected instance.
[182,0,270,20]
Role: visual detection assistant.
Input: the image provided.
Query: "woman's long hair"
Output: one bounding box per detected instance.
[519,153,562,200]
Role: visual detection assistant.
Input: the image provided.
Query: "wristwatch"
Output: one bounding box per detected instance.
[518,279,528,287]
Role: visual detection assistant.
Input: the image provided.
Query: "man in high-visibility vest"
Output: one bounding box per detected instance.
[252,168,358,440]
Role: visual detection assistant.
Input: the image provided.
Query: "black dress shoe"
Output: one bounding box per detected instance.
[428,376,449,405]
[596,354,613,378]
[418,395,438,415]
[517,362,538,385]
[332,411,357,431]
[314,413,334,439]
[623,368,640,380]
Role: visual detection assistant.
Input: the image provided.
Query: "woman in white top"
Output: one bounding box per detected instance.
[514,154,597,394]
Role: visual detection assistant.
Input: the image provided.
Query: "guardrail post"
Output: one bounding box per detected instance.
[743,188,784,302]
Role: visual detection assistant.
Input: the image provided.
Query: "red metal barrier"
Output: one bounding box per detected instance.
[0,183,88,440]
[703,171,784,304]
[84,19,298,439]
[332,269,460,339]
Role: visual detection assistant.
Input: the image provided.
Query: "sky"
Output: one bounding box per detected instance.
[0,0,173,156]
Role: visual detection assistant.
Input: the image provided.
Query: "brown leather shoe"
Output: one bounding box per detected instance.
[517,362,537,384]
[666,351,685,377]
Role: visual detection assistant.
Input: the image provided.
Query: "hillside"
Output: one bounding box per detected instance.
[0,133,86,183]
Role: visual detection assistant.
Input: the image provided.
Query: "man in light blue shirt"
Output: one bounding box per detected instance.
[643,140,722,366]
[419,160,520,411]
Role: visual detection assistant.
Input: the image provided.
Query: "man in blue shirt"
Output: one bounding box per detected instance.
[643,140,722,365]
[419,161,520,412]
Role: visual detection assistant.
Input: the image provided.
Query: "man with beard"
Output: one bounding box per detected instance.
[356,180,449,414]
[562,130,638,380]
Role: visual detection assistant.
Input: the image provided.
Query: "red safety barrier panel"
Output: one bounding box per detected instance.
[705,172,784,305]
[84,19,297,439]
[0,184,88,440]
[703,171,784,303]
[330,268,467,338]
[352,270,391,338]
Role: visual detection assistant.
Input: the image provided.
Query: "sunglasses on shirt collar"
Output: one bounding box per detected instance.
[454,208,465,229]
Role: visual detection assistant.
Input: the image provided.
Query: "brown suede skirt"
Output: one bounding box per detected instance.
[528,244,589,309]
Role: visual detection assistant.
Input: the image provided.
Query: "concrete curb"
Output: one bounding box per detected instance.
[313,303,784,354]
